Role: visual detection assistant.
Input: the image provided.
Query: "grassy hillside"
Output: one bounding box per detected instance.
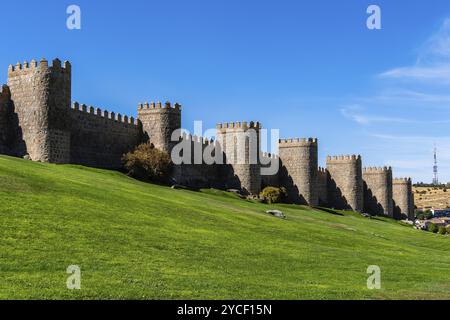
[0,156,449,300]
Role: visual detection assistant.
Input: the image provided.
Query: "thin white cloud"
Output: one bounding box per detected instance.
[341,105,450,125]
[379,65,450,81]
[366,89,450,106]
[379,90,450,104]
[418,18,450,62]
[370,133,450,142]
[339,19,450,182]
[380,18,450,82]
[342,111,415,124]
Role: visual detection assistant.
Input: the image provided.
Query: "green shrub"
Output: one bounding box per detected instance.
[122,142,172,183]
[438,226,447,235]
[428,223,438,234]
[415,210,433,220]
[260,187,287,204]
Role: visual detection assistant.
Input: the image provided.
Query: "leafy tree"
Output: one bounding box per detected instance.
[416,210,433,220]
[122,142,172,183]
[260,187,287,204]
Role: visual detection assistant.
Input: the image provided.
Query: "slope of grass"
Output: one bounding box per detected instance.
[0,155,449,300]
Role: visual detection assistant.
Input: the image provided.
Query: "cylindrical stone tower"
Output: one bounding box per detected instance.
[393,178,415,220]
[279,138,318,206]
[363,167,393,217]
[216,121,261,196]
[326,155,364,212]
[7,58,72,163]
[137,101,181,154]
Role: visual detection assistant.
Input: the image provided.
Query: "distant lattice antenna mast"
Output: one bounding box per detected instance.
[433,144,439,185]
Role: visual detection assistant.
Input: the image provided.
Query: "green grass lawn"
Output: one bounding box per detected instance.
[0,155,449,300]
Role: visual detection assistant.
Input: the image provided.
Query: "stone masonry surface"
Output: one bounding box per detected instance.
[0,58,415,218]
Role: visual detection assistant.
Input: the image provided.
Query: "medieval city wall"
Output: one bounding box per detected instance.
[327,155,364,212]
[171,133,220,188]
[7,59,72,163]
[216,122,262,196]
[0,85,15,155]
[138,102,181,154]
[363,167,394,217]
[279,138,318,206]
[261,152,280,188]
[70,102,144,169]
[393,178,414,220]
[0,58,417,209]
[317,167,328,206]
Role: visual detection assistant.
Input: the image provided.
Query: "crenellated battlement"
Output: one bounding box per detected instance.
[363,166,392,173]
[318,166,327,174]
[0,56,417,202]
[215,120,262,196]
[326,154,363,212]
[216,121,261,130]
[261,152,279,160]
[393,177,412,184]
[137,100,181,154]
[6,58,72,163]
[317,166,328,205]
[278,137,319,206]
[138,101,181,112]
[176,132,216,146]
[327,154,361,162]
[363,165,394,217]
[279,138,317,147]
[8,58,71,76]
[393,177,414,219]
[71,102,139,127]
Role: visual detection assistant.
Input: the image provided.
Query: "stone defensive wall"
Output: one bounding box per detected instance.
[0,85,11,118]
[7,59,71,75]
[171,132,220,188]
[278,138,318,147]
[279,138,318,206]
[261,152,280,188]
[7,59,72,163]
[216,121,262,131]
[0,57,417,209]
[70,102,144,169]
[326,155,364,212]
[363,166,393,217]
[0,84,16,155]
[317,167,328,206]
[327,155,361,162]
[216,121,261,196]
[0,84,10,105]
[138,102,181,154]
[215,121,262,165]
[393,178,414,220]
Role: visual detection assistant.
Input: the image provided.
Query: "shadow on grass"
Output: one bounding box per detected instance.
[313,206,344,216]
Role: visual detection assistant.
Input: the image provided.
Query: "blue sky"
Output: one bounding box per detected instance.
[1,0,450,182]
